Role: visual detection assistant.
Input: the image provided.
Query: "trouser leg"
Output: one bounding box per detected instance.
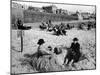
[73,53,80,63]
[63,56,67,64]
[67,58,72,65]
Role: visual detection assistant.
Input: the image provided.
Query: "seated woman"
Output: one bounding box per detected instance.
[37,39,53,58]
[33,42,66,72]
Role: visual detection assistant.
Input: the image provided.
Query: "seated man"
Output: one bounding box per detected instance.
[53,25,60,36]
[15,18,23,29]
[63,37,81,65]
[47,20,54,31]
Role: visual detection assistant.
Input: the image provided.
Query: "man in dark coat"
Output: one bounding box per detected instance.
[70,38,81,63]
[16,18,24,38]
[16,18,23,29]
[63,37,81,65]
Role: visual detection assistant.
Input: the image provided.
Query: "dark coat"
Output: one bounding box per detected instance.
[70,42,81,62]
[70,42,80,53]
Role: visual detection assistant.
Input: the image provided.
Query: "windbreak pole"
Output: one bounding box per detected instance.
[21,30,23,52]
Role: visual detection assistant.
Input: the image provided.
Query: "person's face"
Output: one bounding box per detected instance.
[74,41,78,43]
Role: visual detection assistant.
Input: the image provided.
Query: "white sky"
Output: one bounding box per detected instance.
[12,0,95,13]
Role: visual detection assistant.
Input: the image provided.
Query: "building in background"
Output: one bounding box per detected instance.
[80,12,91,20]
[12,2,28,10]
[56,9,68,15]
[12,2,28,24]
[28,6,44,12]
[42,5,57,14]
[76,11,83,20]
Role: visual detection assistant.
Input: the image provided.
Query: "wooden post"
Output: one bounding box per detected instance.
[21,30,23,52]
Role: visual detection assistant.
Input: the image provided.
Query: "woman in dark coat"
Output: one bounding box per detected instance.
[37,39,45,58]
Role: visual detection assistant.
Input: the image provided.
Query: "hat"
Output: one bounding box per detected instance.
[73,37,79,41]
[37,39,45,45]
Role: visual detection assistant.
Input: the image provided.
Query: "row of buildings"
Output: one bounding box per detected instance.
[27,5,95,20]
[28,5,69,15]
[12,2,71,15]
[12,2,28,10]
[12,2,96,20]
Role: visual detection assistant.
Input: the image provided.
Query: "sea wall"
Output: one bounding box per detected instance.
[11,9,78,24]
[23,10,78,23]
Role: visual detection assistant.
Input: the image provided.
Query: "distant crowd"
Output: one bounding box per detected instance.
[39,20,96,36]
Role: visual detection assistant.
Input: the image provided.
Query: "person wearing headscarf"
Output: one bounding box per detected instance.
[37,39,53,58]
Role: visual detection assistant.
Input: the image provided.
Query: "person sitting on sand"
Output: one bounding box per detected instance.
[37,39,53,58]
[71,38,81,63]
[39,22,47,30]
[16,18,23,29]
[47,20,53,31]
[63,37,81,66]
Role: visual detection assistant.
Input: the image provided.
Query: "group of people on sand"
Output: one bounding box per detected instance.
[39,20,67,36]
[36,37,81,67]
[39,20,53,31]
[39,20,96,36]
